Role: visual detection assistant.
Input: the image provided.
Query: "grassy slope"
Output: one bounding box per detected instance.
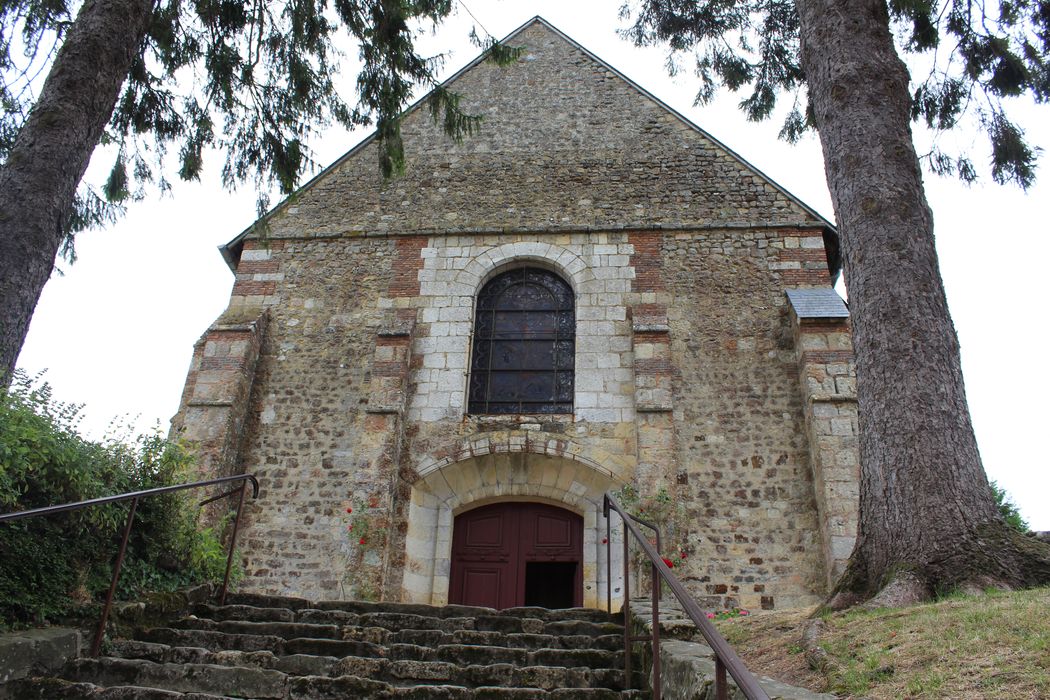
[715,586,1050,699]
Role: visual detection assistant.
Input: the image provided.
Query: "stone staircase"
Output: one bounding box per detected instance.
[3,593,650,699]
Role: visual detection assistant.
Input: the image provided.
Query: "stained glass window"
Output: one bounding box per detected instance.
[469,267,575,414]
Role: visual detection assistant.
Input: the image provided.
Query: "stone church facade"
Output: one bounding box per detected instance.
[172,18,860,613]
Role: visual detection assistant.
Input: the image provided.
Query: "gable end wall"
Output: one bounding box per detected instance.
[171,20,853,612]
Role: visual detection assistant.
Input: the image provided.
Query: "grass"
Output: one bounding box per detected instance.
[712,586,1050,699]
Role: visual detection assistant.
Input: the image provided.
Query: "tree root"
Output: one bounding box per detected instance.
[824,521,1050,612]
[861,570,930,609]
[801,618,835,675]
[822,588,863,612]
[953,575,1013,597]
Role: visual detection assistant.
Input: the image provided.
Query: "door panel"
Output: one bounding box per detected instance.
[450,502,582,609]
[458,567,502,610]
[534,513,573,548]
[462,512,510,549]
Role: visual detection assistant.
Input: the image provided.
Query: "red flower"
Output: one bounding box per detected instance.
[706,612,716,619]
[346,507,353,513]
[601,538,608,544]
[661,557,674,568]
[359,537,367,545]
[739,609,749,616]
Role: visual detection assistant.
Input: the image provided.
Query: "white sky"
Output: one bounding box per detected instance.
[15,2,1049,529]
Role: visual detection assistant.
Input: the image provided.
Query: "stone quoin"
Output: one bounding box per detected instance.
[171,16,860,613]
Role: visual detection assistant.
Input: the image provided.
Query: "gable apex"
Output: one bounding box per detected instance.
[221,16,838,276]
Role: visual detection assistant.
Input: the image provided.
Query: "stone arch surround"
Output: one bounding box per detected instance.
[410,235,637,424]
[451,241,593,294]
[401,434,630,610]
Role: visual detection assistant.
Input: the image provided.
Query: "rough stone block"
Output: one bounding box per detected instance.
[0,628,80,682]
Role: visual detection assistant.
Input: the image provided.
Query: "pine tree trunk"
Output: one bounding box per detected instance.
[796,0,1050,605]
[0,0,154,380]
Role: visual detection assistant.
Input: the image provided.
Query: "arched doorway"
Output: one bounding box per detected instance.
[449,502,583,609]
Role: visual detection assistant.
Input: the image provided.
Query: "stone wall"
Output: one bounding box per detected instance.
[183,226,842,611]
[171,18,856,612]
[228,236,401,597]
[662,230,830,612]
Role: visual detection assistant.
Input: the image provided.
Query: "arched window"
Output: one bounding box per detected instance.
[468,267,575,414]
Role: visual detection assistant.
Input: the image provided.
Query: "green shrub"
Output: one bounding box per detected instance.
[0,372,232,626]
[991,481,1029,534]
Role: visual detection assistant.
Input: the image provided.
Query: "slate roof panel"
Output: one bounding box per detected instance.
[785,288,850,318]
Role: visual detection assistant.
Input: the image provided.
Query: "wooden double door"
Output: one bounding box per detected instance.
[449,502,583,610]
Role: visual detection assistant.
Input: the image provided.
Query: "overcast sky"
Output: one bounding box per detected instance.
[15,2,1048,529]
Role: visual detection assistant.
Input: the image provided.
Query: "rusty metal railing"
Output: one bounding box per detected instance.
[0,473,259,656]
[604,492,770,700]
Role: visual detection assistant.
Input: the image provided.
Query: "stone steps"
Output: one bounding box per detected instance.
[220,595,613,623]
[10,676,646,699]
[104,642,628,686]
[3,596,649,699]
[172,614,622,640]
[4,678,235,699]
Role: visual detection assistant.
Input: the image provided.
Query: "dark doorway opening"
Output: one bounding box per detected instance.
[524,562,577,609]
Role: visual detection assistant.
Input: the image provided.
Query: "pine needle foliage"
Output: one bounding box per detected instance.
[0,0,501,238]
[621,0,1049,187]
[469,27,525,66]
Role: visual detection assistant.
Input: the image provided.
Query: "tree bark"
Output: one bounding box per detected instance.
[0,0,154,380]
[796,0,1050,604]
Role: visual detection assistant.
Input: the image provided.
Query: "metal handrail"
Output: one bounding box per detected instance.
[604,492,770,700]
[0,473,260,656]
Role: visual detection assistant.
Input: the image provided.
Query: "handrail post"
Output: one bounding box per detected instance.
[605,500,612,614]
[652,557,662,700]
[716,656,728,700]
[91,496,138,657]
[623,517,631,690]
[219,482,248,605]
[653,525,662,698]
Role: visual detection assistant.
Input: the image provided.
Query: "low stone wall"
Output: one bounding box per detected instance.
[0,627,80,685]
[659,638,834,700]
[0,583,213,691]
[627,598,834,700]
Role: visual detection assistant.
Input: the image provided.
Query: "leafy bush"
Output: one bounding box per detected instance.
[0,372,231,626]
[991,481,1029,534]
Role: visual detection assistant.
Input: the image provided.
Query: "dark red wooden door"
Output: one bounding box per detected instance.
[449,502,582,609]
